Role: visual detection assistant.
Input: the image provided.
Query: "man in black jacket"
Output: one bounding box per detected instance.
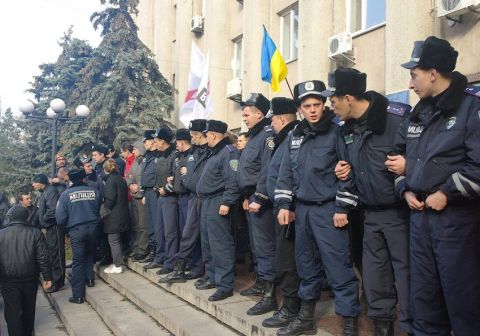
[32,173,65,293]
[0,205,52,336]
[18,191,39,227]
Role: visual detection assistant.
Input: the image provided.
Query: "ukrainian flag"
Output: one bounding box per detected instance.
[261,26,288,92]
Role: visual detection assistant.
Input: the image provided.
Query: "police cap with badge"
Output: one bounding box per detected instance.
[91,144,108,155]
[154,128,173,143]
[73,154,92,168]
[204,120,228,134]
[293,80,328,105]
[320,68,367,97]
[240,93,271,115]
[188,119,207,132]
[401,36,458,73]
[68,169,87,183]
[143,130,156,142]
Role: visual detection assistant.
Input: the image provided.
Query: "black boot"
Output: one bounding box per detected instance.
[277,300,316,336]
[240,275,265,296]
[247,281,278,315]
[263,296,300,328]
[159,260,186,284]
[140,248,155,263]
[374,320,394,336]
[343,316,358,336]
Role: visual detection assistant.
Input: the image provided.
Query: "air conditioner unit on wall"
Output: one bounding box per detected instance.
[437,0,480,18]
[328,33,354,63]
[226,78,242,102]
[190,15,204,34]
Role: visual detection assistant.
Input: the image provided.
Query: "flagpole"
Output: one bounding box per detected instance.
[285,77,294,98]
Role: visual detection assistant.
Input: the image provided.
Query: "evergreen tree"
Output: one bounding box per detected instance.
[76,0,173,147]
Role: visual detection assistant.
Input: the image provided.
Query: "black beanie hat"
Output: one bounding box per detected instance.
[6,205,29,223]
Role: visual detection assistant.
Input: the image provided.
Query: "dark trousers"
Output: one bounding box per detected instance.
[178,194,190,234]
[363,206,411,333]
[144,190,158,247]
[154,195,179,269]
[348,208,364,272]
[69,224,97,299]
[295,201,360,317]
[200,195,235,292]
[249,198,276,282]
[1,280,38,336]
[45,225,65,286]
[410,204,480,336]
[108,233,125,267]
[175,195,203,273]
[231,200,249,261]
[130,198,148,255]
[274,210,300,298]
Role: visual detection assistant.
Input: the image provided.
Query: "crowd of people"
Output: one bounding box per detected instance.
[0,36,479,336]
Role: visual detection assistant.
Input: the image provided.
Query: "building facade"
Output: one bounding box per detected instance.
[135,0,480,131]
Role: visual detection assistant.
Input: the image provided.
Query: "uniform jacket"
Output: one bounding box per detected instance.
[173,149,190,195]
[266,120,299,203]
[196,138,241,206]
[140,150,160,189]
[395,72,480,202]
[38,184,62,229]
[182,144,210,194]
[154,145,176,195]
[275,109,355,213]
[238,118,275,202]
[102,172,130,233]
[56,183,101,230]
[340,91,409,208]
[0,220,51,282]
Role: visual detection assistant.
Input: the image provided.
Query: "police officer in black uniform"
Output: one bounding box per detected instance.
[159,121,208,284]
[275,80,360,336]
[140,130,159,263]
[262,97,301,328]
[152,128,179,275]
[327,68,412,335]
[398,36,480,336]
[32,173,65,294]
[196,120,241,302]
[56,169,101,303]
[238,93,278,315]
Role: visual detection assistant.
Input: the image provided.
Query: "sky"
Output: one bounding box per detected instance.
[0,0,104,114]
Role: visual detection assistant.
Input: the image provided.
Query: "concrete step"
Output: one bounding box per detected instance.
[96,264,241,336]
[84,276,171,336]
[46,281,113,336]
[0,287,68,336]
[126,260,333,336]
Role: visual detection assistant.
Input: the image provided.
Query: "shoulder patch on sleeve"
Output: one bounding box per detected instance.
[387,102,412,117]
[465,86,480,98]
[266,136,275,150]
[229,159,239,171]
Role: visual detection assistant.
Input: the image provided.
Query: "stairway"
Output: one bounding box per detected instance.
[45,260,342,336]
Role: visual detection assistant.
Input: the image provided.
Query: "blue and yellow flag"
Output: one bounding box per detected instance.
[261,26,288,92]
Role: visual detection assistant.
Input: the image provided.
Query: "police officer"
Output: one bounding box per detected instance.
[32,173,65,294]
[275,80,360,336]
[159,124,207,284]
[196,120,241,301]
[56,169,101,303]
[173,129,192,236]
[327,68,412,335]
[398,36,480,335]
[262,97,301,328]
[151,128,179,275]
[238,93,278,315]
[140,130,159,263]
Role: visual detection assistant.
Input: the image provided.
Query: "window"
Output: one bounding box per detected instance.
[232,38,243,79]
[280,5,299,62]
[347,0,386,33]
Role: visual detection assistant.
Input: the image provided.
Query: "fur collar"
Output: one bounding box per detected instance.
[342,91,389,135]
[273,120,299,153]
[247,118,271,137]
[410,71,467,121]
[293,107,334,137]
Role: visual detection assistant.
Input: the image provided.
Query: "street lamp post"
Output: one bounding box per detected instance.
[19,98,90,176]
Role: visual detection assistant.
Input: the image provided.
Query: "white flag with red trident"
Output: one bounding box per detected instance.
[179,42,213,127]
